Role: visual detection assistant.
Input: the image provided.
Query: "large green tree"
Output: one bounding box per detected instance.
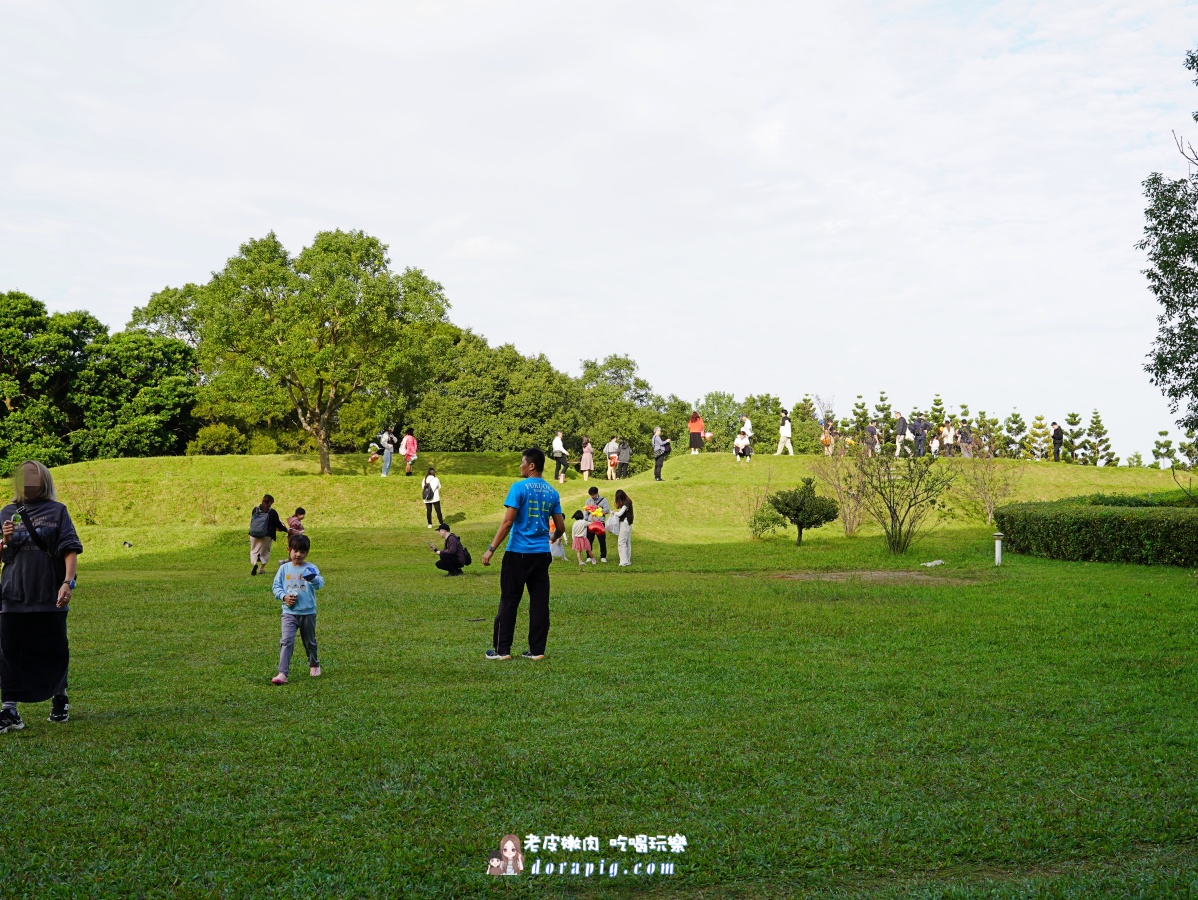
[71,331,197,459]
[1140,48,1198,432]
[0,293,104,474]
[134,230,448,474]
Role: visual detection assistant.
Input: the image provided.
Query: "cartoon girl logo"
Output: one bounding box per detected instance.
[496,834,524,876]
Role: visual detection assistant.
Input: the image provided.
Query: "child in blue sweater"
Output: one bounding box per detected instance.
[271,534,325,685]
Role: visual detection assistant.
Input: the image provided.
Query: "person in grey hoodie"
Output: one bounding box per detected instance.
[616,438,632,479]
[652,428,672,481]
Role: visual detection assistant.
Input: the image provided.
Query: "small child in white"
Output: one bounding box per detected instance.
[271,533,325,684]
[571,510,595,566]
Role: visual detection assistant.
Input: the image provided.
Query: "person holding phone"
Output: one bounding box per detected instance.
[429,524,466,576]
[0,460,83,732]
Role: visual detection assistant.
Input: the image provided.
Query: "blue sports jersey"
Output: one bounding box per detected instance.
[503,477,563,553]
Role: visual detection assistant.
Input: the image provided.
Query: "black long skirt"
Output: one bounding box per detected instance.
[0,611,69,703]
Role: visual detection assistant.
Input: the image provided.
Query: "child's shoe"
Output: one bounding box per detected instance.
[271,673,287,685]
[310,666,321,677]
[587,558,596,565]
[0,708,24,732]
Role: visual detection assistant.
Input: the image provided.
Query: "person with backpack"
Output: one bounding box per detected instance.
[430,524,468,576]
[616,437,632,479]
[422,467,445,529]
[249,494,285,576]
[894,412,912,458]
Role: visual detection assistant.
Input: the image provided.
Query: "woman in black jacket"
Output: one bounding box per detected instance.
[0,461,83,732]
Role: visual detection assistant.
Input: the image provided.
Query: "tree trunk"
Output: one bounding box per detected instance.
[318,436,332,475]
[795,527,803,546]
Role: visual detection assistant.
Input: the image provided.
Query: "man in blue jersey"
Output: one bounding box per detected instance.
[481,448,566,661]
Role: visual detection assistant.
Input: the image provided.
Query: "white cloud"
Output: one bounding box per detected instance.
[1,0,1197,454]
[445,236,523,260]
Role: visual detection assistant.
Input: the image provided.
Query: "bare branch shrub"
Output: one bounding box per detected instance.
[198,493,220,526]
[742,467,786,539]
[856,454,955,554]
[813,446,867,536]
[60,475,105,526]
[956,443,1023,525]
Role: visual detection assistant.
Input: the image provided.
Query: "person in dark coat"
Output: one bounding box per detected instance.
[1051,422,1064,462]
[249,494,285,576]
[431,524,466,576]
[0,461,83,732]
[910,416,929,457]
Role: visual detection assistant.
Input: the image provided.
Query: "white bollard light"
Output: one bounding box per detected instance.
[993,532,1004,566]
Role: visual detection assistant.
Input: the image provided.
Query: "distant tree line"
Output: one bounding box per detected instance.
[0,290,196,476]
[1,228,1189,475]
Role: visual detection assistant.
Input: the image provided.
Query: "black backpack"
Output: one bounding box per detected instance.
[248,506,271,538]
[422,480,434,501]
[461,545,472,567]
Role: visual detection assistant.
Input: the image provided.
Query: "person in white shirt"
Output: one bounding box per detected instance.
[740,415,753,439]
[602,436,619,480]
[734,431,752,462]
[422,467,444,528]
[775,410,793,455]
[551,431,568,484]
[379,427,396,477]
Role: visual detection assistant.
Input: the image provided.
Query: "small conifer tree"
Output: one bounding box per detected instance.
[928,394,947,428]
[1152,430,1176,469]
[1126,451,1145,467]
[850,395,871,439]
[1063,412,1085,462]
[1003,411,1028,458]
[974,410,1001,456]
[1025,415,1050,459]
[1178,429,1198,470]
[873,392,893,444]
[1085,409,1117,467]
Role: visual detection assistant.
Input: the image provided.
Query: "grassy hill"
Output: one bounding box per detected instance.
[54,450,1182,559]
[3,452,1195,897]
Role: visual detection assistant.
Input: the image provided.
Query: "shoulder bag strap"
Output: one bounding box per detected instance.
[15,504,53,555]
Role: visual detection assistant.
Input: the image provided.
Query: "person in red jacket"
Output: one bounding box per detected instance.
[687,411,705,455]
[400,428,418,476]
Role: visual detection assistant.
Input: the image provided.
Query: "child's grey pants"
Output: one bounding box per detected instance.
[279,613,319,674]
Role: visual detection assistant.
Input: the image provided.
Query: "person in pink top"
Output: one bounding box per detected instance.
[400,428,418,476]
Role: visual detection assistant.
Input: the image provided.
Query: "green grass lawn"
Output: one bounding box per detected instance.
[3,452,1196,897]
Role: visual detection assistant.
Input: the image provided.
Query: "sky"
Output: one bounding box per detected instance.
[3,0,1198,458]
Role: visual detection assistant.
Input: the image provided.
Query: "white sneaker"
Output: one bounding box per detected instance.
[427,524,433,529]
[600,558,607,563]
[588,558,596,565]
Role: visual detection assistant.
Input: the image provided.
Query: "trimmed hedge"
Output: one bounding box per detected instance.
[994,500,1198,567]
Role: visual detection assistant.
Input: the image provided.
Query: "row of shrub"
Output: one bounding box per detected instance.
[994,495,1198,567]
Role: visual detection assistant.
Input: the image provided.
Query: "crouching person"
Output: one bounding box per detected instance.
[432,524,467,576]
